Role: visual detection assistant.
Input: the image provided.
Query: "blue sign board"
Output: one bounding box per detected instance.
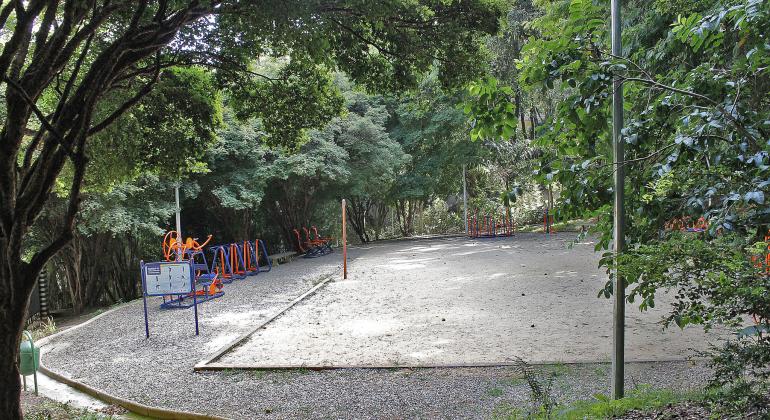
[140,260,199,338]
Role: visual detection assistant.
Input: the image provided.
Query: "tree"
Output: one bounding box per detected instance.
[0,1,501,416]
[336,90,408,243]
[388,75,480,235]
[469,0,770,413]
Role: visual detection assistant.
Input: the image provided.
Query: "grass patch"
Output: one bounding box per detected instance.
[23,398,117,420]
[28,317,57,340]
[507,375,526,387]
[547,362,571,377]
[488,387,504,397]
[517,219,594,233]
[592,365,608,378]
[554,385,698,419]
[492,385,699,419]
[492,402,526,419]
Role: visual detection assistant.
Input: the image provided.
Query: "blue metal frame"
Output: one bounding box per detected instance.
[257,239,272,272]
[209,244,240,283]
[230,242,249,277]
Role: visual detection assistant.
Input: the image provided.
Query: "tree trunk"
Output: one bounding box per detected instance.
[516,90,525,138]
[396,199,417,237]
[346,198,371,243]
[368,202,389,240]
[529,107,536,140]
[0,244,39,419]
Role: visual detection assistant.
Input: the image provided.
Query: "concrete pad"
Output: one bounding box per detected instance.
[213,233,726,368]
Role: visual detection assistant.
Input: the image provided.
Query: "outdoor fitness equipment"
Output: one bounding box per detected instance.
[162,231,213,261]
[209,244,233,283]
[160,248,224,309]
[304,226,333,254]
[228,242,248,278]
[467,209,514,239]
[243,239,272,273]
[293,228,332,258]
[157,231,223,309]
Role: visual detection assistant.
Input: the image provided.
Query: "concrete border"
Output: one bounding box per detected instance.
[38,364,228,420]
[194,275,336,370]
[195,358,701,371]
[35,300,230,419]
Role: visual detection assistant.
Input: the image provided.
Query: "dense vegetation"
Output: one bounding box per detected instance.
[4,0,768,417]
[0,1,503,417]
[468,0,770,416]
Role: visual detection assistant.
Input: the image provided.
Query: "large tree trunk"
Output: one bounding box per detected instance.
[368,202,389,240]
[61,238,84,314]
[346,198,371,243]
[0,242,40,419]
[395,199,418,237]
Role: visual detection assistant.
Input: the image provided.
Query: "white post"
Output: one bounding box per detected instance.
[175,184,182,239]
[463,164,468,235]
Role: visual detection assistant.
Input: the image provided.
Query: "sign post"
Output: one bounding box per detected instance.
[342,199,347,280]
[140,260,199,337]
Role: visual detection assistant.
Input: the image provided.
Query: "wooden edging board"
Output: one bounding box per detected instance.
[194,275,335,370]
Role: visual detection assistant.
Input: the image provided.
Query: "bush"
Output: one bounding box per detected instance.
[611,233,770,416]
[417,200,464,235]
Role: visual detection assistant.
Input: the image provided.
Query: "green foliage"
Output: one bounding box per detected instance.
[334,90,408,201]
[609,233,770,330]
[87,67,223,188]
[199,112,269,212]
[417,200,464,235]
[389,75,481,202]
[232,61,344,150]
[78,174,178,237]
[469,0,770,414]
[555,385,693,419]
[465,76,517,141]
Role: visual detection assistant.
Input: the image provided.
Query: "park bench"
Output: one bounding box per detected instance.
[304,226,333,253]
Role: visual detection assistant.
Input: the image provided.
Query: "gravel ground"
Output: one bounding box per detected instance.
[41,237,717,419]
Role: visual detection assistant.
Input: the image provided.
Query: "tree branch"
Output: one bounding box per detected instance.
[1,74,75,158]
[88,60,161,136]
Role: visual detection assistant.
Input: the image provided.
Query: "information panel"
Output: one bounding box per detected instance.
[142,261,193,296]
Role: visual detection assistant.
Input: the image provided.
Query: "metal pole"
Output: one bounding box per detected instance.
[175,184,182,240]
[342,199,347,280]
[611,0,626,400]
[141,261,150,338]
[463,164,468,235]
[193,268,199,336]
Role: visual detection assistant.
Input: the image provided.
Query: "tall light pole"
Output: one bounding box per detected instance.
[611,0,626,400]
